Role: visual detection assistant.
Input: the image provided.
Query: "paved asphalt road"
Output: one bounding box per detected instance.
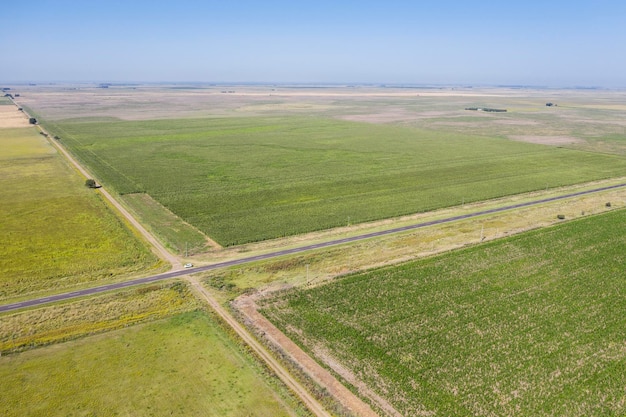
[2,182,625,313]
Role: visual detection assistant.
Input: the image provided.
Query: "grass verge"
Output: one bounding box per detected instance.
[122,192,213,254]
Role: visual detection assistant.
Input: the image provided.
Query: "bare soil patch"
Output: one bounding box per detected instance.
[234,295,380,417]
[338,110,460,125]
[0,106,30,128]
[493,119,540,126]
[509,135,585,146]
[338,109,417,124]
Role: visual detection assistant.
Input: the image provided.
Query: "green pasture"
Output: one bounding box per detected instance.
[46,116,626,246]
[0,310,305,417]
[261,209,626,416]
[0,127,161,301]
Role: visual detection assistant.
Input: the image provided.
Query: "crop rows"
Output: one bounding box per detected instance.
[47,116,626,246]
[261,209,626,416]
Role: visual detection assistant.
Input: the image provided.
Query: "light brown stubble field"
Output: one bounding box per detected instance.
[0,105,31,128]
[16,84,626,151]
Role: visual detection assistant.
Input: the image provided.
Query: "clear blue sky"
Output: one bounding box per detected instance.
[2,1,625,86]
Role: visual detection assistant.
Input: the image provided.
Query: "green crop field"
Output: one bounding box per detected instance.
[261,209,626,416]
[0,126,161,301]
[122,192,211,254]
[45,116,626,246]
[0,310,306,417]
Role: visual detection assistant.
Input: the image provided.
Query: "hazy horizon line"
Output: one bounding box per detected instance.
[2,80,623,90]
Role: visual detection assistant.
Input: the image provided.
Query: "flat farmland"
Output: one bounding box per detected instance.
[46,115,626,246]
[0,121,161,302]
[260,208,626,416]
[0,281,200,353]
[0,310,306,417]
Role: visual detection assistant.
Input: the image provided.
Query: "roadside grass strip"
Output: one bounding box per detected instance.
[0,282,199,353]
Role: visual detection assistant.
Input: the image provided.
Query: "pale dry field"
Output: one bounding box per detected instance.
[12,84,624,117]
[0,105,30,128]
[13,84,626,153]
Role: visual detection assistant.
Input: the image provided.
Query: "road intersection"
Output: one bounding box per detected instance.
[3,181,625,314]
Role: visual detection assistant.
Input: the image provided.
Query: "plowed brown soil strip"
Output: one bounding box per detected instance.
[186,277,333,417]
[235,295,382,417]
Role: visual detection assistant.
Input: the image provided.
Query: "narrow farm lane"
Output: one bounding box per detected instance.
[8,101,331,416]
[14,101,182,270]
[185,276,333,417]
[234,295,382,417]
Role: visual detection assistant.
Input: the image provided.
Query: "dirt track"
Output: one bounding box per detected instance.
[12,100,183,270]
[187,277,333,417]
[10,99,335,416]
[235,295,383,417]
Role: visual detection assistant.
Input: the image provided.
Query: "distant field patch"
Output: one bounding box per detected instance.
[47,116,626,246]
[509,135,585,146]
[0,126,161,301]
[0,311,303,417]
[261,209,626,416]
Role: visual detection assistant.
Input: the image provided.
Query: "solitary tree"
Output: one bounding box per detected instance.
[85,179,97,188]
